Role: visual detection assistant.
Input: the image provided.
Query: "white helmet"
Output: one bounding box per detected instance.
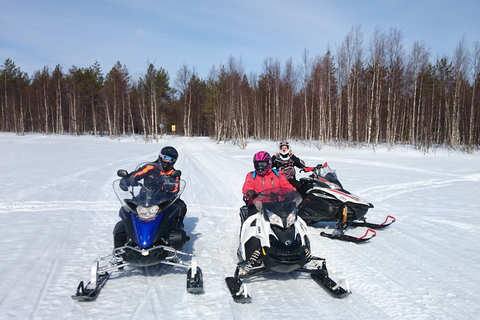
[279,140,291,156]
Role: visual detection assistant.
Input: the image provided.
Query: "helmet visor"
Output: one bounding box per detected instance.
[254,161,268,172]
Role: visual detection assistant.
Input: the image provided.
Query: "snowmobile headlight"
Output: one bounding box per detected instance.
[267,209,283,227]
[137,205,160,221]
[286,212,296,227]
[326,181,341,190]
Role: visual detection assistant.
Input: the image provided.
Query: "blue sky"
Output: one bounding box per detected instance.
[1,0,479,82]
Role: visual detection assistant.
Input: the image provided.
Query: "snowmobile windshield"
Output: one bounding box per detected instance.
[317,165,343,190]
[113,162,186,220]
[253,188,302,228]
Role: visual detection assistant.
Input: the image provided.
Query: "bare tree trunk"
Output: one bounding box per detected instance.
[43,72,49,134]
[386,84,392,144]
[283,58,296,140]
[19,97,25,135]
[137,94,148,142]
[105,100,112,137]
[452,36,468,149]
[2,73,6,131]
[127,92,135,137]
[91,96,97,137]
[56,74,63,134]
[409,41,428,145]
[122,96,126,137]
[374,71,383,146]
[338,26,363,146]
[392,91,398,144]
[366,73,375,145]
[70,90,78,136]
[300,49,310,140]
[150,88,155,141]
[469,42,480,153]
[176,64,192,137]
[113,84,117,137]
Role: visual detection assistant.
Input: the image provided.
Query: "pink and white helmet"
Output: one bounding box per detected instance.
[253,151,271,177]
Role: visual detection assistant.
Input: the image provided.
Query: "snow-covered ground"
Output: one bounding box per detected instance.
[0,133,479,320]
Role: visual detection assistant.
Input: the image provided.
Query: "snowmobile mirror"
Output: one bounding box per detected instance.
[117,169,128,178]
[171,170,182,178]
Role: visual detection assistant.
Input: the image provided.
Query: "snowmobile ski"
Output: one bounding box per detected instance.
[298,260,351,298]
[186,266,204,294]
[350,215,396,229]
[311,270,350,298]
[71,272,110,301]
[320,228,376,243]
[225,276,252,304]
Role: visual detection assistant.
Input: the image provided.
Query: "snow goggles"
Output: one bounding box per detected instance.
[161,154,175,163]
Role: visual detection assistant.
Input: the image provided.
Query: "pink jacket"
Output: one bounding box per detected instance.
[242,169,295,197]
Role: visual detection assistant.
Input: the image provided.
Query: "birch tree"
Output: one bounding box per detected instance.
[408,41,429,145]
[367,27,386,146]
[385,28,404,145]
[299,49,311,141]
[468,42,480,153]
[452,36,469,149]
[175,63,193,137]
[282,58,297,140]
[338,26,363,145]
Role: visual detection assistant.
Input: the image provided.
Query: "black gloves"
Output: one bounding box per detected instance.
[119,178,129,191]
[245,190,256,197]
[119,177,138,191]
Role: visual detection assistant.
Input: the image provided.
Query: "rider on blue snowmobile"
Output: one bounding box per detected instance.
[72,146,204,301]
[120,146,187,223]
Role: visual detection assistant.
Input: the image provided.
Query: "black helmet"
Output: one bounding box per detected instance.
[158,146,178,170]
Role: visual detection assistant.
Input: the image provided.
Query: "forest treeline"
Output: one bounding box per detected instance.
[1,27,479,153]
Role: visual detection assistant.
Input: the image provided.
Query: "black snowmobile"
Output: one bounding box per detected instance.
[225,187,350,303]
[72,163,203,301]
[296,163,395,243]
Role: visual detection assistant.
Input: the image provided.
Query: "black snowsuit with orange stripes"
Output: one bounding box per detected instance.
[130,162,187,224]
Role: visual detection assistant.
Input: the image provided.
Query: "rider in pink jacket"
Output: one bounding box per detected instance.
[242,151,295,204]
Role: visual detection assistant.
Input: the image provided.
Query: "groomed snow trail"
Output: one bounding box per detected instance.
[0,134,479,320]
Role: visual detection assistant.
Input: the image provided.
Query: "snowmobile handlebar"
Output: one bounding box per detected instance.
[300,163,327,174]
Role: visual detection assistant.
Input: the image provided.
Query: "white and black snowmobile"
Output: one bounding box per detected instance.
[296,163,395,243]
[225,187,350,303]
[72,163,203,301]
